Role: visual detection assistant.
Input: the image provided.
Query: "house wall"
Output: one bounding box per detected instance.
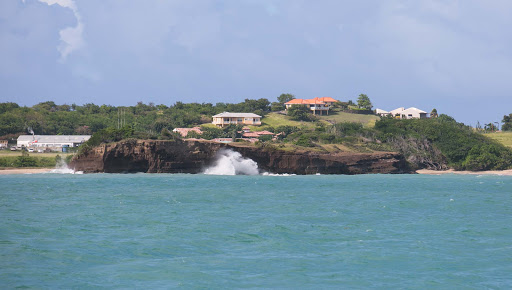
[213,117,261,127]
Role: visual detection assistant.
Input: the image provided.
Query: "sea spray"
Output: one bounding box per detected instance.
[49,156,82,174]
[204,149,259,175]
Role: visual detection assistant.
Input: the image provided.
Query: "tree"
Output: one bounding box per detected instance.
[502,113,512,131]
[430,108,438,118]
[278,93,295,104]
[271,102,285,112]
[357,94,372,110]
[287,105,312,121]
[484,123,496,132]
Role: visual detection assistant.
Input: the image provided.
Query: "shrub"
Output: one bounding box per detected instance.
[287,105,313,121]
[258,135,273,142]
[295,135,315,147]
[374,117,512,170]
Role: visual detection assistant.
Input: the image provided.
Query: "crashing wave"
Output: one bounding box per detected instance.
[204,149,259,175]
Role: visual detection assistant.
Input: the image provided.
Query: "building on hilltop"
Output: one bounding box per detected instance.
[17,135,91,149]
[284,97,339,115]
[212,112,262,127]
[375,107,428,119]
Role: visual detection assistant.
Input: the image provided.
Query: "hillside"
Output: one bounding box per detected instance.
[260,111,380,129]
[316,111,380,127]
[484,132,512,148]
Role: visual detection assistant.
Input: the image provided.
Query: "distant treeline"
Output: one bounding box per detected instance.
[2,100,511,171]
[0,99,273,138]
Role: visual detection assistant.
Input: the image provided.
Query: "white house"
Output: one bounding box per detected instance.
[212,112,262,127]
[17,135,91,148]
[375,107,428,119]
[400,107,428,119]
[375,108,390,117]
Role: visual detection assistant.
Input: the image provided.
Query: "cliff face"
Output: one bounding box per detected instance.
[70,139,411,174]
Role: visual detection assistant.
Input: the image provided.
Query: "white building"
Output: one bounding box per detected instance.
[212,112,262,127]
[17,135,91,148]
[375,107,428,119]
[375,108,390,117]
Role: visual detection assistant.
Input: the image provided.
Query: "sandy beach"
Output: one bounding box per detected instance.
[0,168,53,175]
[417,169,512,176]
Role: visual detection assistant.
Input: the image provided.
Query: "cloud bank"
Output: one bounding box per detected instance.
[38,0,83,61]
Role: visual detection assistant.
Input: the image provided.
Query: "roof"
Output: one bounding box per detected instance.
[387,107,427,115]
[284,99,313,105]
[389,107,405,115]
[285,97,339,105]
[402,107,427,114]
[242,131,274,138]
[375,109,389,114]
[316,97,338,103]
[17,135,91,143]
[212,112,262,118]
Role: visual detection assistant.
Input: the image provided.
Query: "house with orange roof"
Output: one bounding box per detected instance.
[284,97,339,115]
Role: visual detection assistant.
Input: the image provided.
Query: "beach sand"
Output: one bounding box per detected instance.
[417,169,512,176]
[0,168,53,175]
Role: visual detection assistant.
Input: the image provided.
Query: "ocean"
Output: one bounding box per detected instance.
[1,173,511,288]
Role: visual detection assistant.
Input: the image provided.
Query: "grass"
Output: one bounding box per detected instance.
[483,131,512,148]
[260,112,318,129]
[316,111,381,127]
[198,111,381,131]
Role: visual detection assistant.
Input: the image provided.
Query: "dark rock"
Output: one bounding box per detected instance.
[70,139,412,174]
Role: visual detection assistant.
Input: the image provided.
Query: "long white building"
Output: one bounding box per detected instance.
[17,135,91,148]
[375,107,428,119]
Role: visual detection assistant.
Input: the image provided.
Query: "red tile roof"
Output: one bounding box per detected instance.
[285,97,339,105]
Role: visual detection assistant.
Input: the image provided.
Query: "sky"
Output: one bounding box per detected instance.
[1,0,511,126]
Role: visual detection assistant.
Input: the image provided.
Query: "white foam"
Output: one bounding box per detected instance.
[261,172,296,177]
[204,149,259,175]
[48,158,83,174]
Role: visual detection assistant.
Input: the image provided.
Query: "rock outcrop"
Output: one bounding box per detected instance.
[70,139,411,174]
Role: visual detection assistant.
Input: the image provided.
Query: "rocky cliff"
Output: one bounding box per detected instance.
[70,139,411,174]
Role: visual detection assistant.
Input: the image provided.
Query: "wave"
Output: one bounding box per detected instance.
[47,159,83,174]
[204,149,259,175]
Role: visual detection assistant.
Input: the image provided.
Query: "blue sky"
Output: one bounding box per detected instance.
[1,0,511,126]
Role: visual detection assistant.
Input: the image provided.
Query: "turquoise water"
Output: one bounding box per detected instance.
[1,173,511,288]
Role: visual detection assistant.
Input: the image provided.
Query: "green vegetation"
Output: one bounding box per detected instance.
[316,111,380,127]
[0,152,59,168]
[375,116,512,170]
[261,112,316,129]
[287,105,314,121]
[484,132,512,148]
[357,94,373,110]
[0,99,271,138]
[2,97,511,172]
[502,113,512,131]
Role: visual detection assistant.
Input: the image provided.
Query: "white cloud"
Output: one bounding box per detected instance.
[37,0,83,61]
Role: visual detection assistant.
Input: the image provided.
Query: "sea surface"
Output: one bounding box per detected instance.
[1,173,512,288]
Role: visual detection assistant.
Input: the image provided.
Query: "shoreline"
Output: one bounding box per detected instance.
[416,169,512,176]
[2,167,512,176]
[0,168,53,175]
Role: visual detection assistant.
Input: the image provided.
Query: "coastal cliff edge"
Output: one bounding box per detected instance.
[70,139,411,175]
